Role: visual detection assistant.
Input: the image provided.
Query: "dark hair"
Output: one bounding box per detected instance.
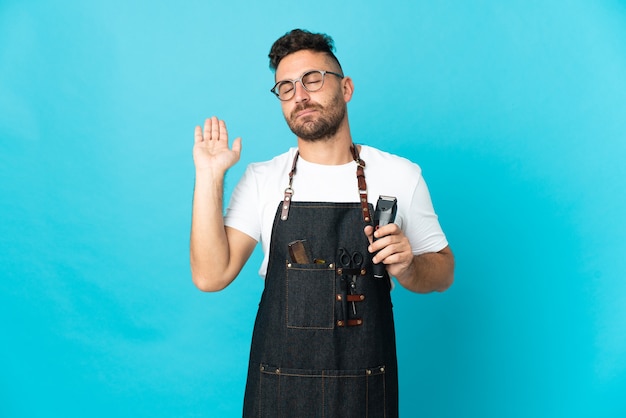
[268,29,342,72]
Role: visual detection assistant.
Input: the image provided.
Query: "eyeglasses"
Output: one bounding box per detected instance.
[270,70,344,101]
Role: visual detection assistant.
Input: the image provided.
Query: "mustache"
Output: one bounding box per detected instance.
[290,103,323,119]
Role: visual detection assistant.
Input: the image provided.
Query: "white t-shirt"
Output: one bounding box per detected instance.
[224,145,449,278]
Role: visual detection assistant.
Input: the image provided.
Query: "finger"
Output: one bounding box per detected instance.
[194,125,203,143]
[386,248,413,270]
[374,223,399,240]
[363,225,374,245]
[372,242,390,264]
[203,117,212,140]
[374,242,403,265]
[219,120,228,142]
[368,234,403,260]
[211,116,220,140]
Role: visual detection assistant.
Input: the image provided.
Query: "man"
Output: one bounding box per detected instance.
[190,29,454,418]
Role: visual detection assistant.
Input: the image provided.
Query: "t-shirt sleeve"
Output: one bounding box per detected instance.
[224,166,261,242]
[404,174,449,255]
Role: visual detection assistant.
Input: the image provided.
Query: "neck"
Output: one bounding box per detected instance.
[296,123,355,165]
[297,137,355,165]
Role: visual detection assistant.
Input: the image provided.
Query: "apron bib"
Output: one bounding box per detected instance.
[243,147,399,418]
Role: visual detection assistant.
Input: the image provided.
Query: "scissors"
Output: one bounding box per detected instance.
[338,248,364,316]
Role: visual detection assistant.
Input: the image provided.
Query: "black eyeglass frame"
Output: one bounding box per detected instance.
[270,70,344,101]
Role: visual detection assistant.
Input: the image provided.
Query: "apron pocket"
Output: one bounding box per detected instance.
[286,262,335,329]
[259,364,387,418]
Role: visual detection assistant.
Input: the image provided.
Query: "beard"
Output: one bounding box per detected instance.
[286,98,347,141]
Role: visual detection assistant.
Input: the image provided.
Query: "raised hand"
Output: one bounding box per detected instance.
[190,116,254,292]
[193,116,242,175]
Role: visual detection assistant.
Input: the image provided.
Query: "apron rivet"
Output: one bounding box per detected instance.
[380,367,385,372]
[366,369,372,375]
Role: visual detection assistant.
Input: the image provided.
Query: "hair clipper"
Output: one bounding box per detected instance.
[372,195,397,279]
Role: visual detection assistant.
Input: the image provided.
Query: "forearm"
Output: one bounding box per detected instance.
[394,246,455,293]
[189,170,233,291]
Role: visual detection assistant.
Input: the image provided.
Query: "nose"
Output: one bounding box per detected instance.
[293,80,310,104]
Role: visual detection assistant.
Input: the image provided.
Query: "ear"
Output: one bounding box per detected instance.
[342,76,354,103]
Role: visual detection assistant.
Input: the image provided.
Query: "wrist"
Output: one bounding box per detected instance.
[195,165,227,181]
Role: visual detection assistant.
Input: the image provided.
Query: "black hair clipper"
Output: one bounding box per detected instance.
[372,195,397,279]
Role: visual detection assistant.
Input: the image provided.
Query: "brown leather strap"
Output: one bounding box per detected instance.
[336,294,366,302]
[281,145,371,222]
[336,267,366,276]
[336,318,363,327]
[351,145,372,223]
[281,151,299,221]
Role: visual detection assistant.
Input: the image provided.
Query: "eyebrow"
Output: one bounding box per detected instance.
[275,69,321,83]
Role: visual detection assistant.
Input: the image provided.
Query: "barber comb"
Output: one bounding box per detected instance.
[288,240,312,264]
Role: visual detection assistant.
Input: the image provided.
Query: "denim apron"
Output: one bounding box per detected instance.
[243,146,399,417]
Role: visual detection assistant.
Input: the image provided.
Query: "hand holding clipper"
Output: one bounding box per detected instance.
[372,195,398,279]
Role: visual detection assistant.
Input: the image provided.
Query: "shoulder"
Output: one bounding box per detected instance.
[247,148,297,175]
[241,148,298,186]
[359,145,423,177]
[357,145,427,215]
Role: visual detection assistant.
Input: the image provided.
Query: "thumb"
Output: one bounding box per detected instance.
[363,225,375,245]
[232,137,242,155]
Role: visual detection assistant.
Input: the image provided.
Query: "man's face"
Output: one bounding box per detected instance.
[274,50,350,141]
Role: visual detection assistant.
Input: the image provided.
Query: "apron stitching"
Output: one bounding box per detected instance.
[321,371,325,418]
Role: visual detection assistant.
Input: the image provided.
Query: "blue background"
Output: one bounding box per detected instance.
[1,0,625,416]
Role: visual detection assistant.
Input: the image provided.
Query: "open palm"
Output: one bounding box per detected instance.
[193,116,242,174]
